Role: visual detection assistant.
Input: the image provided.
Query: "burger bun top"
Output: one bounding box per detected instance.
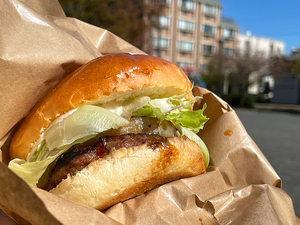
[10,54,193,160]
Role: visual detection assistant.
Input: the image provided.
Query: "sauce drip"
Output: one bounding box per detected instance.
[224,129,233,136]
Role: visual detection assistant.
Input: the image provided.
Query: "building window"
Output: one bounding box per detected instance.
[177,19,195,31]
[159,16,170,27]
[152,37,169,48]
[177,61,193,68]
[245,41,250,52]
[180,0,195,11]
[200,64,208,72]
[151,0,171,4]
[277,47,282,54]
[202,24,216,35]
[203,4,217,15]
[270,43,274,55]
[223,28,235,38]
[177,40,194,51]
[181,31,188,36]
[202,45,216,54]
[223,48,235,57]
[205,16,212,20]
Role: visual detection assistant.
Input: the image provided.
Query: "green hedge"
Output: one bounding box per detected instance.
[223,93,241,107]
[242,94,255,108]
[223,93,255,108]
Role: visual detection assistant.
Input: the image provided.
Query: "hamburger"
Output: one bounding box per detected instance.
[8,54,209,211]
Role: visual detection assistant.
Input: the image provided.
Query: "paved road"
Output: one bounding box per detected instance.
[234,108,300,218]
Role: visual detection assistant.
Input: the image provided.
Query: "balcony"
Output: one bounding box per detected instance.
[181,0,195,13]
[202,25,216,37]
[177,40,194,54]
[177,20,194,34]
[202,4,218,17]
[178,49,194,55]
[151,37,169,51]
[179,28,194,34]
[203,11,217,17]
[202,44,216,57]
[222,48,236,58]
[203,32,216,38]
[202,51,215,56]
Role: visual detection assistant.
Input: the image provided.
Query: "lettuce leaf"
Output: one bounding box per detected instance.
[8,105,131,186]
[8,94,210,187]
[175,125,209,168]
[9,134,98,186]
[133,96,209,167]
[43,105,130,151]
[99,96,150,119]
[9,156,58,187]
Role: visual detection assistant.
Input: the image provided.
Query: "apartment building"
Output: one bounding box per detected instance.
[238,33,285,57]
[237,33,285,97]
[219,18,239,58]
[144,0,239,72]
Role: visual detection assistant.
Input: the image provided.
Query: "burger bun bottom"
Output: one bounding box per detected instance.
[49,136,205,211]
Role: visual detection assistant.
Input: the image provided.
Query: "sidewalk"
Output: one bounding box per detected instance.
[254,103,300,113]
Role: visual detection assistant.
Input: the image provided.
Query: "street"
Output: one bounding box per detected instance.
[234,108,300,218]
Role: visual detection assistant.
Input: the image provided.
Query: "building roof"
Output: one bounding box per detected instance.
[288,47,300,60]
[220,17,239,30]
[291,48,300,55]
[238,33,285,44]
[197,0,222,7]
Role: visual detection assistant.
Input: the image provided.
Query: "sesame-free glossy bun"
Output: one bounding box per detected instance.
[10,54,193,160]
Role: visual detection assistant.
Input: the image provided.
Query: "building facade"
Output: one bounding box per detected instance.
[144,0,287,100]
[237,33,285,97]
[144,0,239,73]
[238,33,285,57]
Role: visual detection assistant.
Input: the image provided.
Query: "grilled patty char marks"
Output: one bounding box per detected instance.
[47,143,107,190]
[47,134,168,190]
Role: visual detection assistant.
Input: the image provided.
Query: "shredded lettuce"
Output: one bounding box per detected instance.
[8,94,210,187]
[133,96,209,167]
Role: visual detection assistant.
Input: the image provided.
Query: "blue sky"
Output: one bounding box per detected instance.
[220,0,300,55]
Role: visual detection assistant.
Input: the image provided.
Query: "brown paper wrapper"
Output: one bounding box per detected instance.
[0,1,299,224]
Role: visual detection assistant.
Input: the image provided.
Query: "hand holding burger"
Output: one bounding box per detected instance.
[8,54,209,211]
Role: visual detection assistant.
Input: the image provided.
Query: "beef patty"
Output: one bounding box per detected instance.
[47,134,168,190]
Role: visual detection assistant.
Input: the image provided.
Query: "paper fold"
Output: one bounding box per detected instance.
[0,0,298,224]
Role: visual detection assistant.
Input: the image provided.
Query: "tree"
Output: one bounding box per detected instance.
[200,53,234,96]
[230,51,268,96]
[200,56,222,95]
[268,55,290,82]
[289,58,300,74]
[201,50,268,106]
[58,0,166,49]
